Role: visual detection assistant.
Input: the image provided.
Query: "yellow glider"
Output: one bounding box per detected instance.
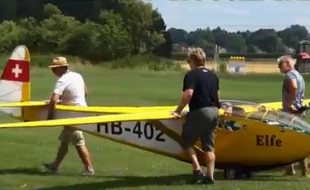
[1,45,310,180]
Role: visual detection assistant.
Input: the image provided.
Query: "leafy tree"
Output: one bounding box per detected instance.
[43,3,62,17]
[145,31,165,52]
[40,4,80,52]
[153,31,172,57]
[247,29,284,53]
[184,33,198,46]
[151,10,171,57]
[18,17,42,51]
[278,25,310,48]
[212,27,230,48]
[120,0,157,54]
[0,1,169,60]
[168,28,189,43]
[146,9,166,53]
[60,12,132,61]
[0,20,22,52]
[185,28,215,52]
[60,21,100,60]
[3,1,310,59]
[227,34,247,53]
[151,9,166,32]
[95,11,132,60]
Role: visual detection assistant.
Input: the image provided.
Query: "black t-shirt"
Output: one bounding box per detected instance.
[183,68,219,112]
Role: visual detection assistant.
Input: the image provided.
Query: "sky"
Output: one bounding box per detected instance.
[146,0,310,32]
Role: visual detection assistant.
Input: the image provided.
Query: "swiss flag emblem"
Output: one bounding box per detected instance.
[1,59,30,82]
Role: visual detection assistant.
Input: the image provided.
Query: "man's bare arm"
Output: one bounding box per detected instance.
[47,93,60,120]
[286,78,298,109]
[84,83,88,97]
[175,89,194,114]
[216,90,220,108]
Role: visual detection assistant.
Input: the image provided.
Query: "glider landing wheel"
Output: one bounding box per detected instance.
[245,171,252,179]
[224,168,236,180]
[224,167,252,180]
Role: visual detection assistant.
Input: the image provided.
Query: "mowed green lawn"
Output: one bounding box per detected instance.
[1,66,310,190]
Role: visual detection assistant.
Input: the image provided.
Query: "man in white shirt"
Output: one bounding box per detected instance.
[43,57,95,176]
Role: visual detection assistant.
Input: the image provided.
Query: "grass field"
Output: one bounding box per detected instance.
[1,66,310,189]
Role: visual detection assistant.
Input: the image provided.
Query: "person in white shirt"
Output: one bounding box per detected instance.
[43,57,95,176]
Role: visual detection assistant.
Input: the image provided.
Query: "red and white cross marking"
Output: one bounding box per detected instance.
[1,59,30,82]
[12,64,22,78]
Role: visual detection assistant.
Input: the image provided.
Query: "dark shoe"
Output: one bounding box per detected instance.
[43,163,58,173]
[301,172,310,178]
[203,177,215,185]
[191,170,205,184]
[284,170,295,176]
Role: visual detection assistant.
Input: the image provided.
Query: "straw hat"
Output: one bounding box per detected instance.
[48,57,69,68]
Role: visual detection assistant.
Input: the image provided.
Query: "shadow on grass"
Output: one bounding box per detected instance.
[0,167,103,177]
[241,174,301,182]
[0,167,50,176]
[36,171,301,190]
[37,174,193,190]
[0,168,301,190]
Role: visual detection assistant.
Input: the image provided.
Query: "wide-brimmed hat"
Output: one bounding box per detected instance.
[48,57,69,68]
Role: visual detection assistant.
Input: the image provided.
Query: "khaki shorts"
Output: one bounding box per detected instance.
[181,107,219,152]
[58,127,85,146]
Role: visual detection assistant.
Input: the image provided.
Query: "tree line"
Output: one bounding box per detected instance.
[0,0,309,61]
[0,0,171,61]
[169,25,310,56]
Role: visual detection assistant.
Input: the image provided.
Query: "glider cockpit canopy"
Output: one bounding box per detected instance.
[247,109,310,134]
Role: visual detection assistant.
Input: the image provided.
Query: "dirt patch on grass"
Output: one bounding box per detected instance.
[177,60,279,73]
[245,63,278,73]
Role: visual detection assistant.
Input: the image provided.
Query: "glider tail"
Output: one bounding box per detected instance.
[0,45,30,117]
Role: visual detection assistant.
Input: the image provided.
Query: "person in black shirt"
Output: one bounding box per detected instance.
[172,48,220,184]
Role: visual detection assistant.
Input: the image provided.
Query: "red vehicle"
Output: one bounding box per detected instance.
[295,40,310,73]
